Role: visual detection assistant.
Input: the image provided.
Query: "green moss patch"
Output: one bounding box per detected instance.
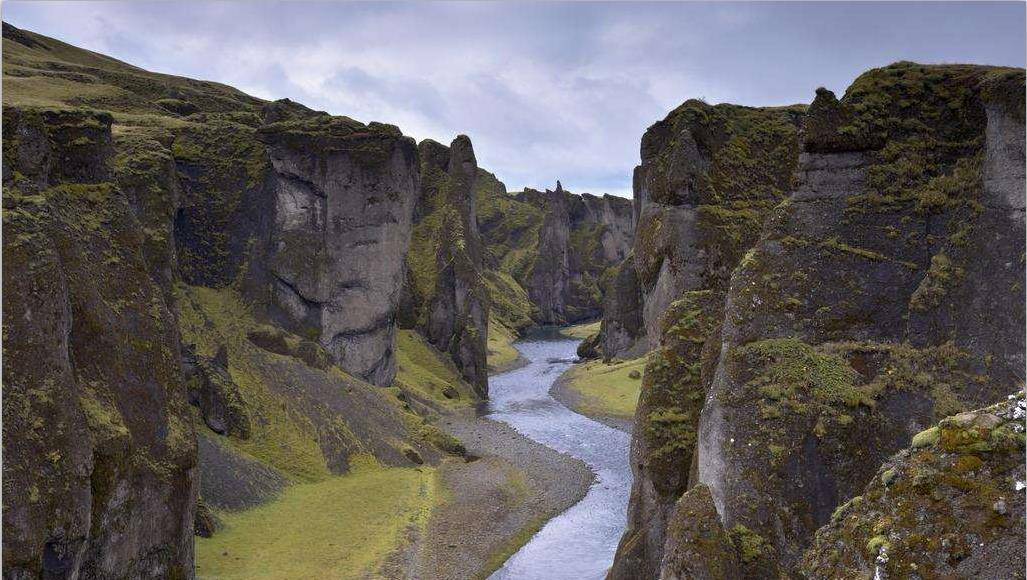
[486,316,525,374]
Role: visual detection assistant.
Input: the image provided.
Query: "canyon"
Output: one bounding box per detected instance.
[2,21,1025,580]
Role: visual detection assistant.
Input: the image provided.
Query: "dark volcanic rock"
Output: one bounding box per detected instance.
[402,136,490,397]
[520,184,635,325]
[182,345,251,438]
[612,63,1025,580]
[610,100,804,578]
[193,499,222,539]
[257,111,419,386]
[196,433,287,512]
[597,254,648,359]
[658,485,741,580]
[696,64,1026,575]
[576,332,602,359]
[2,107,197,579]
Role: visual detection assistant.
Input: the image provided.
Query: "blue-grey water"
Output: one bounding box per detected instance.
[487,335,632,580]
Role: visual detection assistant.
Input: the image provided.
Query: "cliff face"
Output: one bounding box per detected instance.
[0,24,464,578]
[610,62,1026,579]
[401,136,490,396]
[697,64,1025,576]
[597,254,648,359]
[3,108,197,579]
[476,179,634,329]
[609,101,804,578]
[257,108,419,386]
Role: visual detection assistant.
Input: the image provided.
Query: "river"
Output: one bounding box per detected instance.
[486,333,632,580]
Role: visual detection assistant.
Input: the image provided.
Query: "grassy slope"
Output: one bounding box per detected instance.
[195,457,436,580]
[562,357,646,423]
[395,329,479,410]
[559,320,601,340]
[486,315,525,374]
[180,287,465,577]
[178,285,332,482]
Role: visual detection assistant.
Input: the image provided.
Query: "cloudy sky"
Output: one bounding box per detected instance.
[5,2,1025,196]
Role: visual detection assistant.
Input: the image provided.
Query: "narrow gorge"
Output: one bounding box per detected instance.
[2,15,1025,580]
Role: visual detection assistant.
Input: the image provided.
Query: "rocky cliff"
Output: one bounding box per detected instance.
[478,181,634,327]
[0,23,465,578]
[802,392,1025,579]
[401,136,490,396]
[609,100,805,577]
[3,107,197,579]
[609,62,1025,579]
[257,105,419,386]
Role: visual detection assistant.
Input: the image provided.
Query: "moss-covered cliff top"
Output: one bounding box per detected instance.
[805,61,1025,153]
[803,391,1026,578]
[637,99,805,208]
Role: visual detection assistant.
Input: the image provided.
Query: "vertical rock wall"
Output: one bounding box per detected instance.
[697,65,1025,575]
[609,101,803,578]
[402,136,490,396]
[520,183,635,325]
[3,108,197,579]
[258,112,419,386]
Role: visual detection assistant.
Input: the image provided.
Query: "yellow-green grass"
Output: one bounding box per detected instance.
[560,320,601,340]
[486,316,524,374]
[196,457,435,579]
[395,329,477,408]
[177,285,332,482]
[562,357,646,421]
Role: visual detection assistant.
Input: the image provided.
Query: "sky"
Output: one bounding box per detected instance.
[5,2,1025,197]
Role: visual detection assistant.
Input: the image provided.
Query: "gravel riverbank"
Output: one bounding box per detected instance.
[409,411,594,579]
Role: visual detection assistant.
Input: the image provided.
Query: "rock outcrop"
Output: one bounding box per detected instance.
[596,254,648,359]
[526,184,635,324]
[478,182,634,326]
[3,107,198,579]
[609,100,804,578]
[802,393,1025,579]
[696,64,1025,576]
[257,108,419,386]
[401,136,489,396]
[608,63,1026,580]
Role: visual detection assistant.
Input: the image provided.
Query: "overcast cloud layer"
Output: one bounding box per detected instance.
[5,1,1025,196]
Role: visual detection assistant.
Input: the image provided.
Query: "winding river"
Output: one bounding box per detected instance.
[487,332,633,580]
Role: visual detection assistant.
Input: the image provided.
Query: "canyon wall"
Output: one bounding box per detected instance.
[401,136,490,396]
[609,100,804,578]
[478,182,634,326]
[258,107,419,387]
[610,62,1026,579]
[3,107,198,579]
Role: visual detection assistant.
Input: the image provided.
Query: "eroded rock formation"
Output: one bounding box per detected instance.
[401,136,489,396]
[3,107,198,579]
[515,183,635,325]
[802,393,1026,579]
[610,100,804,578]
[609,62,1026,579]
[258,109,419,386]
